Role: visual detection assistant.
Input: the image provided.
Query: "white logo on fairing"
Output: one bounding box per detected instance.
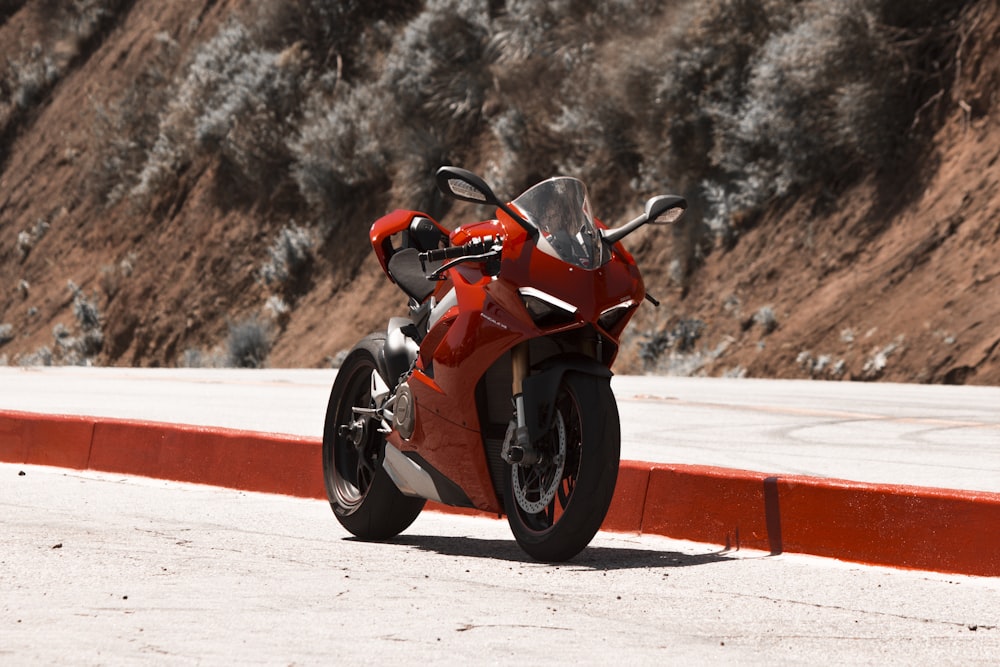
[481,313,508,330]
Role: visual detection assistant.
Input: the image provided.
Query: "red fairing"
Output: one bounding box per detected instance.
[387,207,646,511]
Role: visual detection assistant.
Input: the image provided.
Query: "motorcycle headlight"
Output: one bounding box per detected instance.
[518,287,578,328]
[597,300,635,333]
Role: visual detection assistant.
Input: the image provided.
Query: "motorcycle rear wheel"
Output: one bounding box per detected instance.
[322,333,425,540]
[503,371,620,562]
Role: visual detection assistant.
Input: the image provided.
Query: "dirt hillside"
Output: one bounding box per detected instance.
[0,0,997,385]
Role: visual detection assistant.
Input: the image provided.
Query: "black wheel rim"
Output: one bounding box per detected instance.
[332,362,382,512]
[512,388,583,534]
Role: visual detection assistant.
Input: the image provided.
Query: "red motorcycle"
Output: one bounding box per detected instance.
[322,167,685,561]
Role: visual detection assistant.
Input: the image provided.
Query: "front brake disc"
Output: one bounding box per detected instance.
[512,412,566,514]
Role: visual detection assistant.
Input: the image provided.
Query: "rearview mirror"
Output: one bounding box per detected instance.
[435,166,498,205]
[645,195,687,225]
[434,166,536,238]
[602,194,688,245]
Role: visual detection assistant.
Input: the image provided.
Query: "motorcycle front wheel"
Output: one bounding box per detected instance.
[503,371,621,562]
[322,333,425,540]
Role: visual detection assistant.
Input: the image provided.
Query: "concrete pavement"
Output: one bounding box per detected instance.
[3,464,998,665]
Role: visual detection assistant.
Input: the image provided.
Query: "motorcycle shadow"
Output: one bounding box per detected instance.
[356,533,734,571]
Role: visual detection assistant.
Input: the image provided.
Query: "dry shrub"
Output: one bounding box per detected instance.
[225,316,272,368]
[289,83,391,222]
[290,0,494,220]
[2,0,130,147]
[90,0,968,255]
[638,0,968,265]
[259,222,315,288]
[127,20,309,206]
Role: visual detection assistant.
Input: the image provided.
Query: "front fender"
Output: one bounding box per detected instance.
[521,356,612,444]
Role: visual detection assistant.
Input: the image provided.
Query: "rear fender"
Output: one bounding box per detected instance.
[521,356,612,444]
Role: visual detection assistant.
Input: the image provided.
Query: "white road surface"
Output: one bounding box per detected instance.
[1,367,997,492]
[3,464,998,665]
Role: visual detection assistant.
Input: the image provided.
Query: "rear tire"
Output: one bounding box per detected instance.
[322,333,425,540]
[504,372,620,562]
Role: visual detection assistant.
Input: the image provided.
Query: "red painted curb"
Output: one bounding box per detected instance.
[604,463,650,533]
[642,464,774,550]
[640,464,1000,577]
[0,411,94,470]
[1,410,997,576]
[89,420,324,499]
[775,475,1000,576]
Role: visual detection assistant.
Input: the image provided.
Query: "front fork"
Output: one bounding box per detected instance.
[502,342,539,465]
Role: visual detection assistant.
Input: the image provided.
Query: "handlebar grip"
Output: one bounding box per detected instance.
[422,245,466,263]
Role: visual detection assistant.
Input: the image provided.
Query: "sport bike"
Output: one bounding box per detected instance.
[322,166,685,561]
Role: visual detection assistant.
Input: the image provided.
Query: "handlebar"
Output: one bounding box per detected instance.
[419,236,502,278]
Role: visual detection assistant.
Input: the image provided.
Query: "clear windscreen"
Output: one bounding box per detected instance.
[511,177,607,269]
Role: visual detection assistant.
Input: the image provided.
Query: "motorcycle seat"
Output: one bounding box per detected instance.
[387,248,435,303]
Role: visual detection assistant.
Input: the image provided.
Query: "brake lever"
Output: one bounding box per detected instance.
[428,247,502,280]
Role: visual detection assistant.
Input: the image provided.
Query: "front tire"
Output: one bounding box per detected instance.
[504,372,620,562]
[322,333,425,540]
